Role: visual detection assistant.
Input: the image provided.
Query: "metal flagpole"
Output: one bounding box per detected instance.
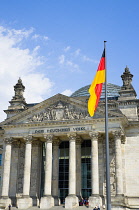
[104,41,111,210]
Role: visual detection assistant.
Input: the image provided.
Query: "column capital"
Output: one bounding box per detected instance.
[67,133,77,141]
[112,130,122,140]
[43,134,53,142]
[76,136,83,145]
[89,131,99,140]
[53,137,61,146]
[3,137,13,144]
[23,135,33,143]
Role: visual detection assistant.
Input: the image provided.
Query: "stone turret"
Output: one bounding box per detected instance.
[118,66,138,121]
[119,66,137,100]
[4,78,27,119]
[12,77,26,101]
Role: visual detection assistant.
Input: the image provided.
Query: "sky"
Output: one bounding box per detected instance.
[0,0,139,122]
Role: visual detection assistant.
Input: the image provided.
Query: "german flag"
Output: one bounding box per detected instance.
[88,49,105,116]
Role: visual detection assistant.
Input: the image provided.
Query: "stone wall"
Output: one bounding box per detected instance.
[124,133,139,196]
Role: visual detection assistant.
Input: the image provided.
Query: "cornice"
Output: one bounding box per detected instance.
[1,116,127,129]
[118,99,139,106]
[2,119,96,129]
[99,100,118,107]
[126,120,139,128]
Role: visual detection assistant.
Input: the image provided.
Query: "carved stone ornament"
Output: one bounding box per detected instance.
[121,135,126,144]
[121,66,133,89]
[27,101,89,122]
[112,130,121,140]
[23,135,33,143]
[3,137,13,144]
[89,132,98,140]
[43,134,53,142]
[67,132,77,141]
[76,136,83,144]
[12,78,25,101]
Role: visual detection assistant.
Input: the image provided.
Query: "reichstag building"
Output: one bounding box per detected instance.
[0,66,139,210]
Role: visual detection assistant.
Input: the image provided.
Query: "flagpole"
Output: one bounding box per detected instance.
[104,41,111,210]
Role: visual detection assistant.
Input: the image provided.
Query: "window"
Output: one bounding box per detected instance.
[81,140,91,199]
[59,141,69,204]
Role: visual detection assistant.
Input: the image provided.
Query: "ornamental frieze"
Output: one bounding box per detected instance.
[27,101,89,122]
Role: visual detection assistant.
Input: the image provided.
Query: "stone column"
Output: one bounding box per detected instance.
[65,133,78,209]
[30,140,42,206]
[113,131,123,196]
[9,141,20,202]
[17,135,33,209]
[0,138,12,207]
[76,138,82,199]
[89,132,102,208]
[52,138,60,205]
[40,135,54,209]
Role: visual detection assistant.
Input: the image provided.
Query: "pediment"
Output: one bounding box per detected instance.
[24,100,89,123]
[1,94,88,125]
[1,94,126,126]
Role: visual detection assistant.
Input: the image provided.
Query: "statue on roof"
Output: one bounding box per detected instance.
[121,66,133,89]
[12,77,26,101]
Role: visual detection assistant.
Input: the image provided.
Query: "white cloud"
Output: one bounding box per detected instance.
[33,45,40,52]
[32,34,40,40]
[61,89,73,96]
[59,54,65,64]
[64,46,71,52]
[0,26,34,44]
[44,36,49,40]
[58,53,79,72]
[74,49,81,56]
[23,74,54,102]
[0,25,96,122]
[32,34,49,41]
[83,55,98,63]
[66,60,79,69]
[0,26,54,122]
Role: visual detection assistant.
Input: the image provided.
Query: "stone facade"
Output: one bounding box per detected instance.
[0,67,139,209]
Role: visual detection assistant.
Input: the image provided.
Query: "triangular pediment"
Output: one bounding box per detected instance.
[1,94,88,125]
[21,98,89,123]
[1,94,126,126]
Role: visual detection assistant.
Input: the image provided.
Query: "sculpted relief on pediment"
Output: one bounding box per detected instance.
[26,101,90,122]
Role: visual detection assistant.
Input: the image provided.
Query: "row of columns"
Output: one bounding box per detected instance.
[0,130,124,209]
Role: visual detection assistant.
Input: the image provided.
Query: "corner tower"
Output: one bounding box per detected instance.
[119,66,136,99]
[118,66,138,121]
[4,78,27,118]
